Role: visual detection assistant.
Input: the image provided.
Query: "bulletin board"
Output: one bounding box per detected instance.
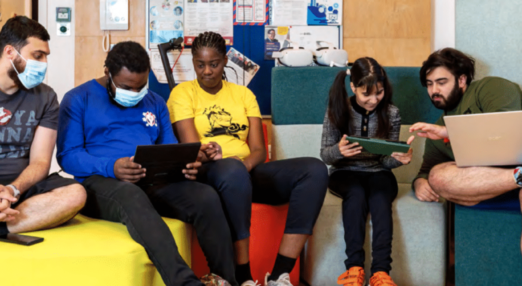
[149,25,274,115]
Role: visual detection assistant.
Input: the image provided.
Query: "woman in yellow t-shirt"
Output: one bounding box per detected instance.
[167,32,328,286]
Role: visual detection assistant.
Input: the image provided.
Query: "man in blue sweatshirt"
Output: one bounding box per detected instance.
[57,42,237,286]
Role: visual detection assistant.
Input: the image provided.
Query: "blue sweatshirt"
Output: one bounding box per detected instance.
[57,79,177,182]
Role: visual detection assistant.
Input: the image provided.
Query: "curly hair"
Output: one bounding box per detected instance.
[420,48,475,87]
[105,41,150,76]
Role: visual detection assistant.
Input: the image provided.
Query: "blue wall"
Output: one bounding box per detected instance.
[149,25,274,115]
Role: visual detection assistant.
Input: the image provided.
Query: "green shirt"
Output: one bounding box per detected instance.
[414,77,522,184]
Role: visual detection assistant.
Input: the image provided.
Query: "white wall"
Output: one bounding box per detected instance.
[39,0,75,175]
[431,0,456,51]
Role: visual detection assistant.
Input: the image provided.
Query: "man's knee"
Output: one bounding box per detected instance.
[428,162,456,197]
[54,183,87,212]
[192,185,223,215]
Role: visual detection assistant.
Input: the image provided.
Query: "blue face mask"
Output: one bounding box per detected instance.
[10,50,47,89]
[110,74,148,107]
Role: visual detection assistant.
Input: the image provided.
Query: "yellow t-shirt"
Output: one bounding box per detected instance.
[167,79,262,160]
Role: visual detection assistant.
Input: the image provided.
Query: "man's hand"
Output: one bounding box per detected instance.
[339,135,363,157]
[204,141,223,161]
[413,178,440,202]
[183,161,202,180]
[114,157,146,183]
[409,123,448,140]
[0,185,20,222]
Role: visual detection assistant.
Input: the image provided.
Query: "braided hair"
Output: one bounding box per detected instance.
[191,31,235,81]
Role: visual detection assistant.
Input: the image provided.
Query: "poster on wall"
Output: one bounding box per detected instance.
[269,0,308,26]
[264,25,340,65]
[149,0,185,49]
[150,48,196,84]
[225,48,260,86]
[234,0,268,25]
[307,0,342,25]
[264,26,287,60]
[183,0,234,45]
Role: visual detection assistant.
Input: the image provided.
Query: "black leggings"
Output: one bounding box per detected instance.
[81,176,237,286]
[197,157,328,241]
[329,170,398,275]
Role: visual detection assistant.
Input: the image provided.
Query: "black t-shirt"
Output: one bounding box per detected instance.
[0,83,59,181]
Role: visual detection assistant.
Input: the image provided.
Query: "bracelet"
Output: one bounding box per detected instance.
[6,184,21,199]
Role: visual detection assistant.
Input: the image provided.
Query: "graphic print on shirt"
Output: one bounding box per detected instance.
[0,109,38,159]
[0,107,13,126]
[203,105,247,139]
[142,111,158,127]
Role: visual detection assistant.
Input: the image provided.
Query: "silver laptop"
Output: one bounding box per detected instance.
[444,110,522,167]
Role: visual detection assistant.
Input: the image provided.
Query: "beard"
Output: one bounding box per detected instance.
[7,57,28,91]
[430,80,463,111]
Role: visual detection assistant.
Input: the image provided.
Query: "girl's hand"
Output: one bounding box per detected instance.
[204,141,222,161]
[391,135,415,165]
[339,134,363,157]
[391,148,413,165]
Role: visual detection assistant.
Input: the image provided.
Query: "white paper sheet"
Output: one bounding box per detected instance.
[150,48,196,84]
[270,0,308,26]
[184,0,234,45]
[236,0,267,24]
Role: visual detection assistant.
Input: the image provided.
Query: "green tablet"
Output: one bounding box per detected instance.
[345,136,410,156]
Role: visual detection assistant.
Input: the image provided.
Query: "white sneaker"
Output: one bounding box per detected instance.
[241,280,261,286]
[264,273,293,286]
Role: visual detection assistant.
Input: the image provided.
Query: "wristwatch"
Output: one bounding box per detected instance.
[6,184,20,199]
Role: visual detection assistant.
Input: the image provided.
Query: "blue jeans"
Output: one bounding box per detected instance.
[196,157,328,241]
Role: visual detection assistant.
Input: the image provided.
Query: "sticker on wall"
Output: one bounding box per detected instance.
[307,0,342,25]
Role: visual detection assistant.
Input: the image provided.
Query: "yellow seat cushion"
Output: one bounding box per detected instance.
[0,214,192,286]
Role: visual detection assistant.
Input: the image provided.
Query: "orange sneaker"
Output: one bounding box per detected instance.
[337,266,365,286]
[369,272,396,286]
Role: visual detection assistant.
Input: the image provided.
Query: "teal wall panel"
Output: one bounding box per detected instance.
[456,0,522,85]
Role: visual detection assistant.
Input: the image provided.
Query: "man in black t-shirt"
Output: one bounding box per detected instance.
[0,16,86,237]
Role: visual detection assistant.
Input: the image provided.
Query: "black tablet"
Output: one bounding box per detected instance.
[134,142,201,185]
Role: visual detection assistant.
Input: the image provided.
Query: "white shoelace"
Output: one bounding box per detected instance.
[266,273,292,286]
[241,280,261,286]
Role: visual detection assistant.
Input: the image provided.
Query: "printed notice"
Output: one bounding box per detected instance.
[184,0,234,45]
[270,0,307,26]
[150,48,195,84]
[149,0,185,49]
[235,0,267,24]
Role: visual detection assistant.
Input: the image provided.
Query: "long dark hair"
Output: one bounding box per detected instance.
[327,57,393,138]
[191,31,236,81]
